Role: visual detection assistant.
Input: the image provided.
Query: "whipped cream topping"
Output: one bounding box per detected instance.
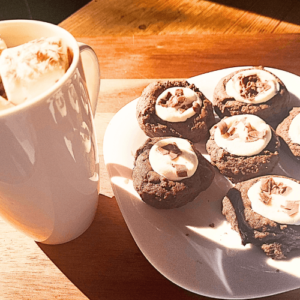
[149,137,198,181]
[214,114,272,156]
[155,87,201,122]
[248,177,300,225]
[289,113,300,145]
[0,37,69,105]
[226,69,280,104]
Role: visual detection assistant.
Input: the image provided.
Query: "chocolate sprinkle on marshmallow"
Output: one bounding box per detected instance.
[259,178,292,205]
[157,142,182,160]
[281,201,299,217]
[172,164,188,177]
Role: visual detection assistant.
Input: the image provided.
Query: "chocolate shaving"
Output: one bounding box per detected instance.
[261,177,274,194]
[245,129,267,142]
[248,131,261,139]
[168,95,179,107]
[227,125,236,135]
[238,74,273,100]
[157,91,172,107]
[177,96,186,104]
[157,89,201,113]
[178,102,194,113]
[169,152,179,160]
[192,101,201,112]
[172,164,188,177]
[245,122,255,132]
[240,75,260,99]
[249,129,266,139]
[165,91,172,100]
[157,142,182,160]
[281,201,299,217]
[175,89,184,96]
[259,178,293,205]
[217,120,228,135]
[227,133,239,141]
[273,182,292,195]
[218,116,267,143]
[157,147,169,155]
[260,191,272,205]
[246,136,260,142]
[180,102,193,109]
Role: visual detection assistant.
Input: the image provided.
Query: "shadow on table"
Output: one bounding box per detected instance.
[213,0,300,26]
[0,0,90,24]
[37,191,201,300]
[38,162,300,300]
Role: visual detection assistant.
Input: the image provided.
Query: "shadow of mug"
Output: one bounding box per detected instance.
[0,20,100,244]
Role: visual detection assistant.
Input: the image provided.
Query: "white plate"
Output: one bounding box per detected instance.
[103,67,300,299]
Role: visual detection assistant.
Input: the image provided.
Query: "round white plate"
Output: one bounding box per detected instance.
[103,67,300,299]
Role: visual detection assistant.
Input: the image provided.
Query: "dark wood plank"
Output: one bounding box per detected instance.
[274,0,300,32]
[78,34,300,79]
[60,0,300,36]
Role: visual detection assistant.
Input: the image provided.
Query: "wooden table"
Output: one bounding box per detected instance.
[59,0,300,36]
[1,33,300,299]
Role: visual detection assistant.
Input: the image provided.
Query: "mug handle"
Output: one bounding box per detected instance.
[78,42,100,117]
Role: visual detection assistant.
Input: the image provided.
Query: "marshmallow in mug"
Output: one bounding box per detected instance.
[214,114,272,156]
[226,69,280,104]
[0,37,71,106]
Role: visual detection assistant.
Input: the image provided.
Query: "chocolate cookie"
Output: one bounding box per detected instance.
[222,175,300,259]
[132,137,215,209]
[206,114,280,183]
[136,80,215,143]
[213,66,289,124]
[276,107,300,161]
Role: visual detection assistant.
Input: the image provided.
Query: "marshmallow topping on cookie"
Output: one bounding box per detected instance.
[155,87,202,122]
[149,137,198,181]
[226,69,280,104]
[248,177,300,225]
[214,114,272,156]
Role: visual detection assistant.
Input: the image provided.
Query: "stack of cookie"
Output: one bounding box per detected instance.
[134,80,215,209]
[132,66,300,259]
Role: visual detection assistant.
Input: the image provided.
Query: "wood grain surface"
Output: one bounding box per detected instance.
[2,34,300,299]
[77,34,300,81]
[3,1,300,298]
[60,0,300,36]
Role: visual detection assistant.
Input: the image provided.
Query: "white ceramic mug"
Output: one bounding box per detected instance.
[0,20,100,244]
